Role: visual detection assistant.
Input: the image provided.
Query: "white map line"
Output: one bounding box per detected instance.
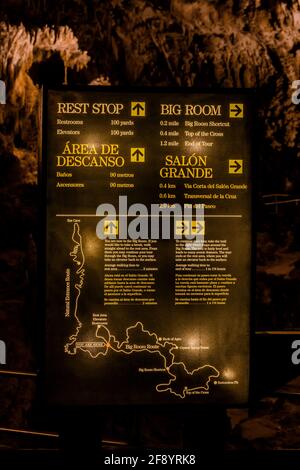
[64,223,85,353]
[64,222,220,398]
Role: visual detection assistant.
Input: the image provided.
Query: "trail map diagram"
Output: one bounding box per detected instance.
[64,223,220,399]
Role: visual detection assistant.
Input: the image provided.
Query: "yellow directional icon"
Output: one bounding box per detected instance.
[131,147,145,163]
[229,103,243,118]
[191,220,205,235]
[229,159,243,174]
[103,220,118,236]
[176,220,205,236]
[131,101,146,116]
[176,220,189,236]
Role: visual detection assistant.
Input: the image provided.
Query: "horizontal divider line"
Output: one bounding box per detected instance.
[0,427,58,438]
[0,370,38,377]
[0,427,128,446]
[55,214,242,218]
[255,331,300,335]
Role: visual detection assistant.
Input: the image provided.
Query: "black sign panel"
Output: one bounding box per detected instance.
[42,88,252,405]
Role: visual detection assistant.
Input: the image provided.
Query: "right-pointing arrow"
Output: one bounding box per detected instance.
[230,160,242,172]
[232,104,242,117]
[176,221,188,235]
[180,222,188,234]
[229,103,244,118]
[195,222,203,234]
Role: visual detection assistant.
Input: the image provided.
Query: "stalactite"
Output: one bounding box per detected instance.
[0,22,90,184]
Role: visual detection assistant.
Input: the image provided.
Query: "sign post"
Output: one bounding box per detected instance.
[42,88,252,406]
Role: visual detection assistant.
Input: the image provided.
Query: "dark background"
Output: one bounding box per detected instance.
[0,0,299,452]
